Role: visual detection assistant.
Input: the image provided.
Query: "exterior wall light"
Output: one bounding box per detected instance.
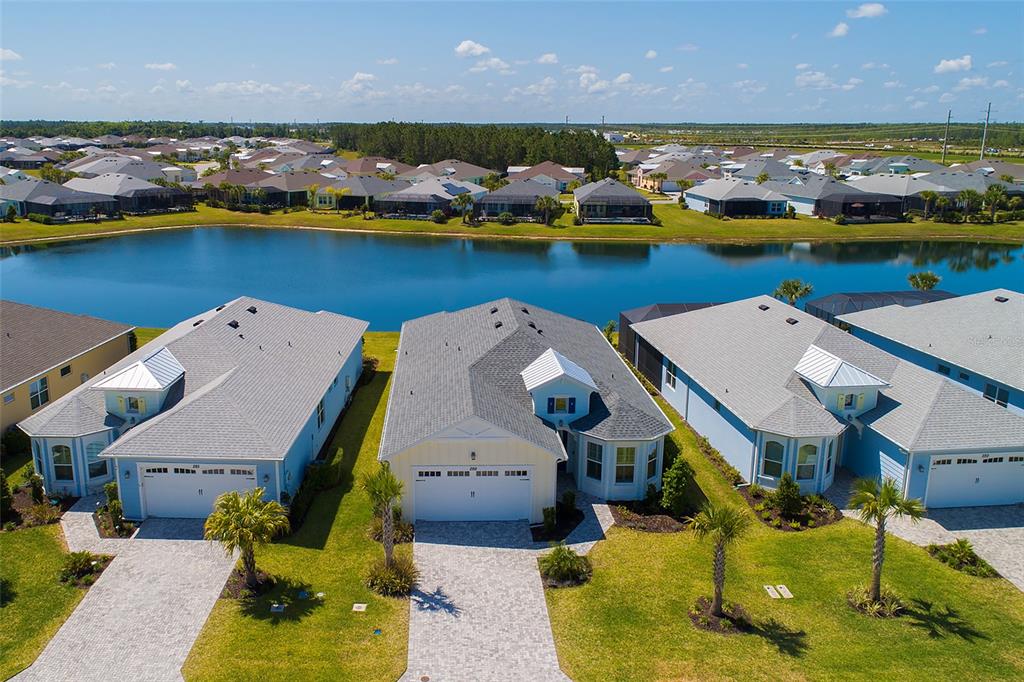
[470,451,477,461]
[263,473,271,484]
[124,469,131,480]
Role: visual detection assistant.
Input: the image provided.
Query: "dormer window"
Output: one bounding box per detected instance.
[843,394,855,409]
[549,396,576,414]
[126,396,141,413]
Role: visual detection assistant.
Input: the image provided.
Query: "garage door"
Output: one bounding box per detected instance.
[926,455,1024,508]
[140,463,258,518]
[413,466,531,521]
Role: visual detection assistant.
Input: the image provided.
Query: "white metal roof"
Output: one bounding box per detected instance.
[521,348,598,392]
[92,347,185,391]
[795,345,889,389]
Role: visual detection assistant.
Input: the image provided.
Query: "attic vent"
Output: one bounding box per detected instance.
[494,321,503,329]
[758,304,770,311]
[192,319,204,327]
[216,304,226,311]
[785,317,798,325]
[995,295,1009,303]
[521,306,530,314]
[227,320,239,329]
[528,321,536,329]
[247,306,257,314]
[490,307,498,314]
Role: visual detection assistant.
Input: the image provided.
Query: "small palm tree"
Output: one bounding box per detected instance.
[983,184,1006,221]
[907,270,941,291]
[824,161,839,179]
[204,488,290,587]
[482,172,507,192]
[689,503,751,618]
[848,478,924,604]
[535,194,560,225]
[934,195,950,216]
[361,464,404,566]
[957,188,982,214]
[755,172,770,184]
[307,183,321,210]
[1009,196,1023,212]
[918,190,938,220]
[451,193,474,224]
[773,278,813,306]
[999,173,1015,184]
[647,172,668,192]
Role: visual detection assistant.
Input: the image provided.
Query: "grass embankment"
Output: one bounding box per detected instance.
[2,203,1021,246]
[545,395,1024,681]
[182,332,408,681]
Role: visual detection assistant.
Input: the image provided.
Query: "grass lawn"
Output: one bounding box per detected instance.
[182,332,408,681]
[133,327,166,347]
[546,398,1024,681]
[0,525,83,680]
[2,203,1021,246]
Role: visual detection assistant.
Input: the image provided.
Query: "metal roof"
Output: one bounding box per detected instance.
[521,348,598,392]
[794,345,888,389]
[92,347,185,391]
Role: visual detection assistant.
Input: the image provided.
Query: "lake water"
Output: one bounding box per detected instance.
[1,227,1021,330]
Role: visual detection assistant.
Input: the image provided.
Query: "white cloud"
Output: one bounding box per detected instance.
[454,40,489,58]
[0,69,32,88]
[732,79,766,94]
[883,80,904,88]
[987,60,1009,68]
[537,53,558,65]
[841,77,863,91]
[0,48,22,61]
[505,76,557,101]
[676,43,699,52]
[934,55,972,74]
[145,62,177,71]
[953,76,989,91]
[795,63,811,70]
[861,62,890,70]
[992,79,1010,88]
[847,3,888,19]
[469,57,513,75]
[644,49,657,59]
[736,63,749,69]
[910,100,928,110]
[97,62,116,70]
[659,66,674,73]
[175,79,194,93]
[673,78,708,101]
[919,84,940,93]
[376,57,398,65]
[939,92,955,103]
[973,27,987,35]
[95,84,117,94]
[828,22,849,38]
[795,70,834,89]
[207,80,282,96]
[613,72,633,85]
[149,85,165,95]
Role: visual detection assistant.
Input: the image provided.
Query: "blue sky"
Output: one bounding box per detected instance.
[1,1,1020,123]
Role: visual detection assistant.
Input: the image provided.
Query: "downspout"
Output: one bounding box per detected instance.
[275,460,283,502]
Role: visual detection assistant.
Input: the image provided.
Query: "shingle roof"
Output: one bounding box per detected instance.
[507,160,583,182]
[0,301,133,392]
[19,298,368,460]
[573,178,651,205]
[0,177,116,206]
[838,288,1023,391]
[64,173,185,198]
[379,299,671,460]
[322,176,411,197]
[843,174,951,197]
[684,178,789,202]
[478,179,558,203]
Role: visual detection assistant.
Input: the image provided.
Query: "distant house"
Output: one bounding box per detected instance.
[506,161,585,191]
[843,174,950,212]
[683,178,789,217]
[915,171,1023,200]
[0,165,29,184]
[573,178,652,223]
[618,302,719,386]
[313,176,411,210]
[64,173,192,214]
[65,154,193,183]
[953,160,1024,184]
[803,290,958,326]
[374,177,488,217]
[722,158,801,182]
[0,149,60,169]
[0,177,119,218]
[399,159,495,185]
[339,156,414,177]
[19,298,367,517]
[763,175,902,220]
[256,171,333,207]
[603,131,625,143]
[838,289,1023,415]
[633,159,720,192]
[476,179,559,221]
[844,155,945,176]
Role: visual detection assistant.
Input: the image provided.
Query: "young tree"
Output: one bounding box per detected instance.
[983,184,1007,221]
[824,161,839,178]
[792,158,804,167]
[957,189,982,214]
[482,172,507,192]
[918,190,938,220]
[204,488,290,587]
[689,503,751,618]
[451,193,474,224]
[934,195,950,216]
[755,172,770,185]
[306,183,321,211]
[5,205,16,222]
[566,180,582,192]
[907,271,941,291]
[602,320,616,343]
[999,173,1015,184]
[535,195,560,226]
[773,278,813,306]
[361,464,404,567]
[646,172,668,192]
[848,477,923,604]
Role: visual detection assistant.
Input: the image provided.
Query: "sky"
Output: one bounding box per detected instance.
[1,1,1021,124]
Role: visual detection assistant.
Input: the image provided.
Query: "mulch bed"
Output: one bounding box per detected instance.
[5,488,77,529]
[531,502,586,543]
[689,596,752,634]
[67,555,114,589]
[610,503,687,533]
[739,487,841,532]
[92,507,136,538]
[221,568,275,599]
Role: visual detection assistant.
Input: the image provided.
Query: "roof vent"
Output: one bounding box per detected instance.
[227,320,240,329]
[786,317,798,325]
[758,304,770,311]
[490,306,498,314]
[192,319,204,327]
[521,306,530,314]
[494,321,503,329]
[995,295,1009,303]
[528,321,536,329]
[247,305,257,314]
[216,304,226,311]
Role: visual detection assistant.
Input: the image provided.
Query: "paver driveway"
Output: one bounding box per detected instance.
[15,518,235,682]
[402,522,570,682]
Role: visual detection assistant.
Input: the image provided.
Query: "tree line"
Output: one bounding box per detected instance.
[0,120,317,140]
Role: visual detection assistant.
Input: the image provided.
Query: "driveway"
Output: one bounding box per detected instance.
[15,517,235,682]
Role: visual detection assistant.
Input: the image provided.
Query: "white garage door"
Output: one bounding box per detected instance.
[926,455,1024,508]
[140,463,258,518]
[413,466,531,521]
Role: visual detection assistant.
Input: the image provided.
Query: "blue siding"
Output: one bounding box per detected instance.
[845,425,907,484]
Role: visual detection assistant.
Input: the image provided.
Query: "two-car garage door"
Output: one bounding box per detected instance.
[926,454,1024,508]
[414,466,531,521]
[140,463,258,518]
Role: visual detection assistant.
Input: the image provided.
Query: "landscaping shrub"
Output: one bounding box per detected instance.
[834,214,847,225]
[747,483,766,499]
[538,542,592,587]
[0,470,11,520]
[773,473,803,519]
[2,428,29,457]
[430,210,446,224]
[103,481,119,506]
[848,585,904,618]
[27,213,54,224]
[59,551,96,583]
[542,506,557,536]
[366,554,419,596]
[561,489,576,511]
[660,455,698,518]
[694,435,743,485]
[498,211,516,225]
[927,539,999,577]
[370,513,415,544]
[650,215,662,226]
[360,356,379,385]
[108,499,124,528]
[25,473,45,504]
[25,503,60,526]
[287,456,346,528]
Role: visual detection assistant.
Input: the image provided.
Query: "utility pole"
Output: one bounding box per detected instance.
[979,102,991,160]
[941,109,951,164]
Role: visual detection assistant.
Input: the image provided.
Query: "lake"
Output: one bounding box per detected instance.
[1,227,1021,329]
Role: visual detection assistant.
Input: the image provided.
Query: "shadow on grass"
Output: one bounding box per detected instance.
[0,577,15,607]
[748,618,809,657]
[240,577,323,624]
[411,586,461,617]
[905,598,988,642]
[283,372,391,551]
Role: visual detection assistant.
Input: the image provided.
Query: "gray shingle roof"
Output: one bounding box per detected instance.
[633,295,1024,450]
[478,179,559,203]
[573,178,651,205]
[19,298,368,461]
[379,299,671,461]
[685,178,789,202]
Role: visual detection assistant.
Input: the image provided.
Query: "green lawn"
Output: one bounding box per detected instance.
[133,327,166,347]
[546,397,1024,681]
[0,525,84,680]
[2,203,1021,246]
[182,332,408,681]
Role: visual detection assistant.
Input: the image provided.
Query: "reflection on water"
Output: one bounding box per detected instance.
[701,240,1018,270]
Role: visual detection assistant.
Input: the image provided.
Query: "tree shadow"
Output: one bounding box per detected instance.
[0,577,16,607]
[748,618,809,658]
[410,586,461,617]
[905,598,988,642]
[239,577,323,624]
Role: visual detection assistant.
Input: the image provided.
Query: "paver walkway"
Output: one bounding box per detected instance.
[60,494,134,555]
[15,518,235,681]
[827,469,1024,591]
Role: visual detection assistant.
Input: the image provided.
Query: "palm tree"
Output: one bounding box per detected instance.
[918,190,938,220]
[689,503,751,618]
[848,477,924,603]
[999,173,1015,184]
[451,193,474,224]
[907,270,941,291]
[934,195,951,216]
[647,172,668,192]
[1009,196,1023,212]
[773,278,813,306]
[482,172,507,192]
[327,186,351,212]
[755,172,770,185]
[361,464,404,566]
[307,183,321,211]
[983,184,1007,221]
[957,189,982,215]
[535,195,560,225]
[824,161,839,179]
[204,488,290,587]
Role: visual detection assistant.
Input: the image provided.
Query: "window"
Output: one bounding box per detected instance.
[345,375,352,391]
[983,383,1010,408]
[173,467,197,474]
[126,396,140,412]
[52,445,73,481]
[796,444,818,481]
[2,393,12,404]
[80,373,90,384]
[145,466,168,474]
[418,470,441,478]
[317,399,325,428]
[447,470,469,477]
[937,364,951,376]
[475,470,498,477]
[762,441,784,478]
[713,399,721,413]
[29,377,49,409]
[586,442,603,480]
[843,393,855,409]
[956,458,978,465]
[554,397,568,413]
[1009,456,1024,463]
[504,470,528,477]
[615,447,636,484]
[933,458,952,466]
[86,442,108,479]
[958,371,970,381]
[665,361,677,389]
[60,365,71,377]
[982,457,1004,464]
[229,468,253,476]
[647,445,658,479]
[826,441,834,475]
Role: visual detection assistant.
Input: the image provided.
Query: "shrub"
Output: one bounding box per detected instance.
[103,481,119,506]
[430,209,446,224]
[848,585,904,618]
[650,215,662,226]
[561,489,576,511]
[538,542,592,587]
[788,520,802,531]
[108,499,124,528]
[25,473,45,504]
[834,214,847,225]
[366,554,419,596]
[542,506,557,536]
[573,215,583,226]
[60,551,96,583]
[785,204,796,219]
[660,455,697,517]
[3,521,16,531]
[753,502,766,513]
[773,473,803,519]
[370,513,414,544]
[25,503,60,526]
[927,539,999,577]
[747,483,766,499]
[27,213,54,224]
[498,211,516,226]
[2,428,29,456]
[0,470,11,520]
[771,517,782,529]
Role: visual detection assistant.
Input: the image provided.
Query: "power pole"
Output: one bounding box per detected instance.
[941,109,951,164]
[979,102,991,160]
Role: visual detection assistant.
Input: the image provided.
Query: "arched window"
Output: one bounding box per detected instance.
[52,445,73,481]
[86,442,108,479]
[797,444,818,481]
[762,441,784,478]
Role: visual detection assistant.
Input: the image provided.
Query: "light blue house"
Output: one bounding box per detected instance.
[632,296,1024,508]
[839,289,1023,416]
[19,297,367,520]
